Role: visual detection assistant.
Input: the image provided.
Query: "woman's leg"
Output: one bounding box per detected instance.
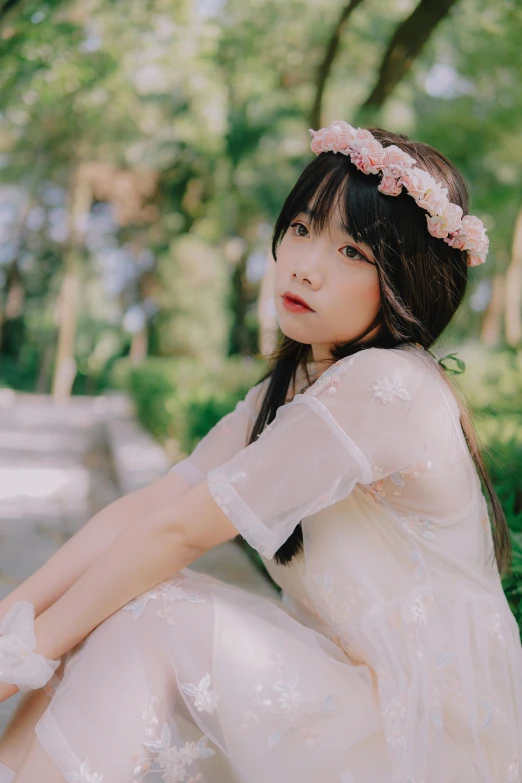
[12,734,65,783]
[0,690,53,775]
[0,660,65,779]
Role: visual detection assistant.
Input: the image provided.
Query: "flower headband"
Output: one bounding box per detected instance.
[308,121,488,267]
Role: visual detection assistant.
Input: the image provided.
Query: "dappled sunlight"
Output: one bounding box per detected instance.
[0,466,91,502]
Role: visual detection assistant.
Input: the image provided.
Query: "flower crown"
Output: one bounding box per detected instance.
[309,121,488,267]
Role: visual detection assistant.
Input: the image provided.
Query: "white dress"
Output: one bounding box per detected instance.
[33,344,522,783]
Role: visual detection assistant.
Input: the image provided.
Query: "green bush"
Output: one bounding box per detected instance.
[109,355,267,456]
[455,345,522,633]
[475,414,522,631]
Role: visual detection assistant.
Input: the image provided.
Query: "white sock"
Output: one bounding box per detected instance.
[0,760,15,783]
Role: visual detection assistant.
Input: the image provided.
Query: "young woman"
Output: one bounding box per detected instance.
[0,121,520,783]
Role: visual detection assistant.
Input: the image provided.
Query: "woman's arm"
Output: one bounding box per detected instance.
[0,471,194,624]
[27,479,236,661]
[0,478,235,703]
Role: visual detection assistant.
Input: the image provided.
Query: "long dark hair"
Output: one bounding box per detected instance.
[245,126,511,576]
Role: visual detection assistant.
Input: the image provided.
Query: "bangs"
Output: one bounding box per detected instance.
[271,150,429,265]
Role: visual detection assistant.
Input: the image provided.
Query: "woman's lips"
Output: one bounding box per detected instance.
[282,294,314,313]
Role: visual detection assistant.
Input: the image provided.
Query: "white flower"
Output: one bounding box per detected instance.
[381,694,406,723]
[371,371,411,404]
[180,673,220,713]
[65,758,104,783]
[400,594,428,626]
[123,579,205,621]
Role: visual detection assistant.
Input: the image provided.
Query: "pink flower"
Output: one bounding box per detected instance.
[378,175,403,196]
[400,167,434,200]
[382,145,416,177]
[349,128,387,174]
[461,215,489,265]
[426,215,449,239]
[467,250,487,266]
[309,122,356,155]
[415,180,449,216]
[426,203,463,239]
[444,231,467,252]
[444,215,489,265]
[442,202,464,233]
[309,121,489,266]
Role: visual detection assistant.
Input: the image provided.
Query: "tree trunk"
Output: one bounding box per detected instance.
[505,205,522,348]
[0,0,23,25]
[51,169,92,402]
[359,0,459,117]
[309,0,366,130]
[480,274,505,348]
[0,196,32,353]
[130,329,148,365]
[257,249,278,357]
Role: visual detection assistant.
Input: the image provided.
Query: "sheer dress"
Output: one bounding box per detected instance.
[33,344,522,783]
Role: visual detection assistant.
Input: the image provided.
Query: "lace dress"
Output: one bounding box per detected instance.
[33,344,522,783]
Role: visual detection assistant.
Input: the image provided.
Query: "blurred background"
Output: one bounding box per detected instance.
[0,0,520,634]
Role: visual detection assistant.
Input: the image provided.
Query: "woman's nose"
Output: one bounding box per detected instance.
[292,266,321,288]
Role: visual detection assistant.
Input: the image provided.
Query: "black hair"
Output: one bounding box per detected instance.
[246,127,511,577]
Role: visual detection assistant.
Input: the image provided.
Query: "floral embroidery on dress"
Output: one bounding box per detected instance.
[123,576,206,623]
[238,652,337,748]
[311,571,366,636]
[308,356,355,398]
[380,689,407,760]
[363,456,432,503]
[371,370,411,404]
[430,684,444,731]
[481,697,508,728]
[131,695,216,783]
[180,673,220,714]
[399,514,437,542]
[65,757,104,783]
[399,592,430,662]
[488,609,506,646]
[400,593,428,626]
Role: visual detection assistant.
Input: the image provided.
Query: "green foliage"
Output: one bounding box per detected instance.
[109,354,266,455]
[455,345,522,631]
[154,234,231,360]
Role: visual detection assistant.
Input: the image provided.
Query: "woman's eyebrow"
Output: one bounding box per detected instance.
[300,205,374,260]
[299,206,351,235]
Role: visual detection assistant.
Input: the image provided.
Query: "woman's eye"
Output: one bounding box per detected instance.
[342,245,366,262]
[290,222,369,264]
[290,221,308,237]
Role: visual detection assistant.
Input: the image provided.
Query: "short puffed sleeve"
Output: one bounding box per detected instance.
[206,347,439,558]
[168,378,269,487]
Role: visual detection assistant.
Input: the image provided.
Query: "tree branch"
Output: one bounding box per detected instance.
[360,0,459,114]
[309,0,366,130]
[0,0,24,24]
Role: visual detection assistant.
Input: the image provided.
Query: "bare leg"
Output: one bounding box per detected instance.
[0,660,65,777]
[0,690,52,774]
[12,734,65,783]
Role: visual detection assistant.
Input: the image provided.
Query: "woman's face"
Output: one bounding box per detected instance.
[274,196,381,369]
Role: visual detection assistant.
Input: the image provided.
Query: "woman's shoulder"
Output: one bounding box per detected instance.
[308,343,439,401]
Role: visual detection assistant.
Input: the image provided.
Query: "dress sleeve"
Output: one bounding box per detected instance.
[206,348,432,558]
[168,378,269,487]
